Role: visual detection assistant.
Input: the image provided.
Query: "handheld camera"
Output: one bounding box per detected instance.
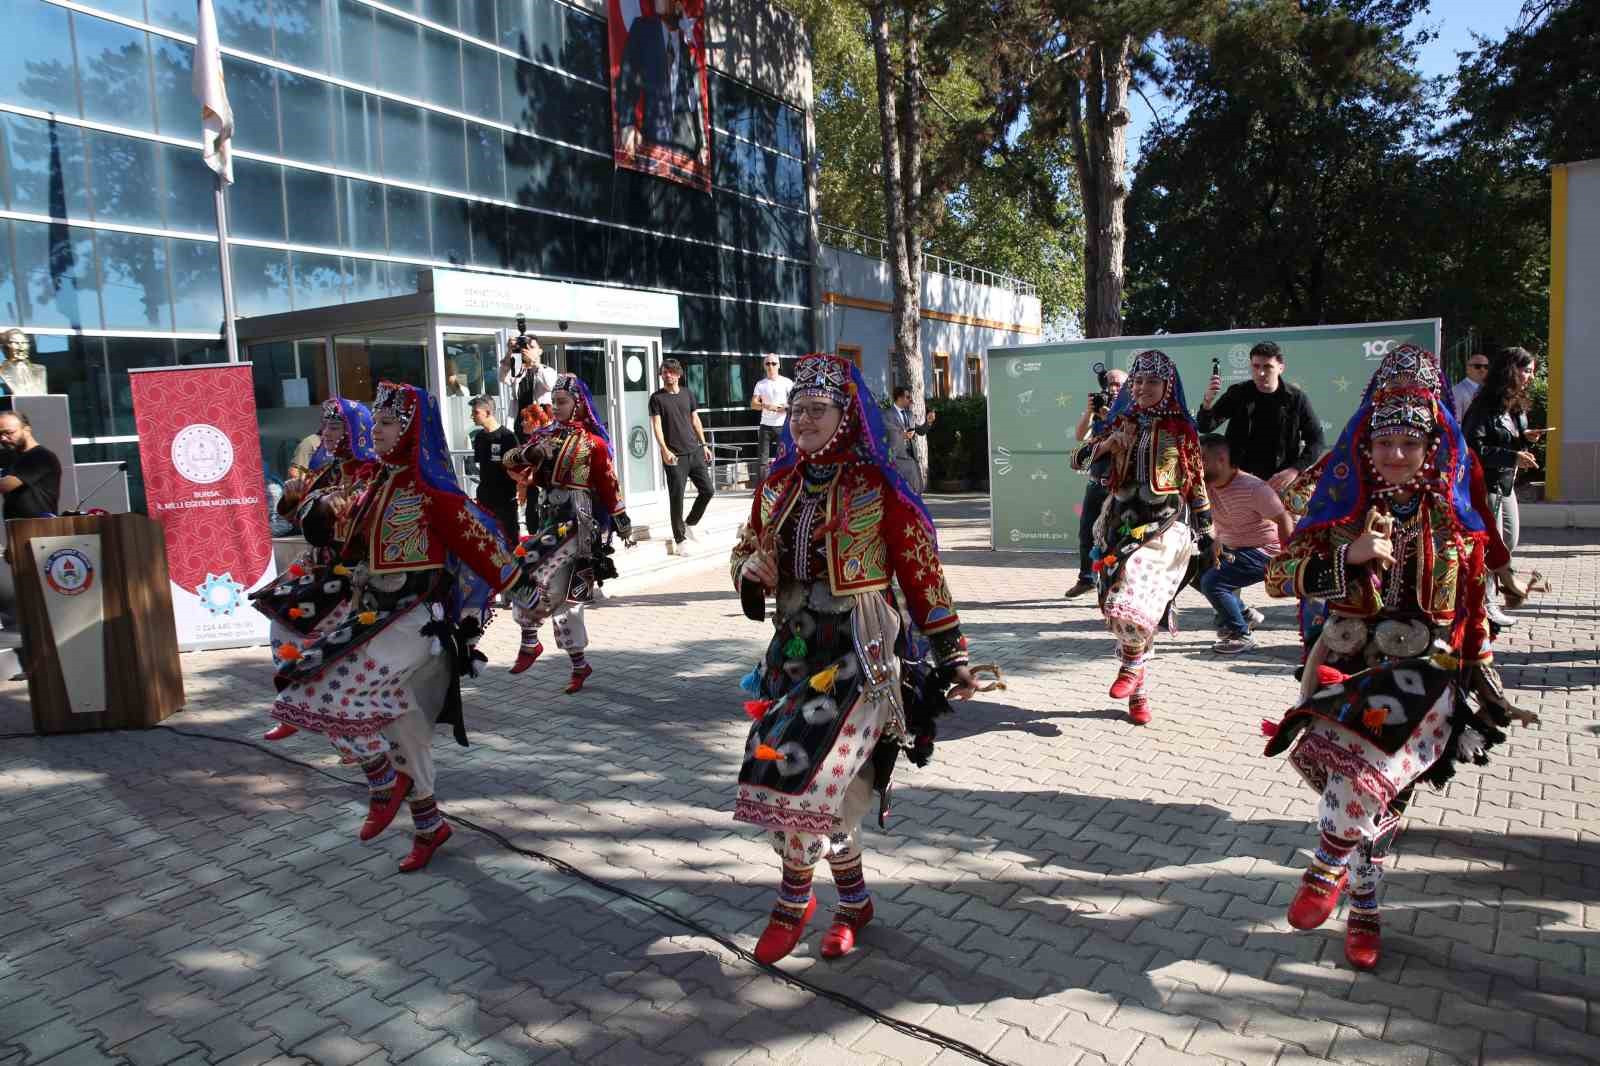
[1090,361,1111,412]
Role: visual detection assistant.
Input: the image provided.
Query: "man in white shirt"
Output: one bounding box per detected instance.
[749,355,793,469]
[499,336,560,435]
[1452,353,1489,418]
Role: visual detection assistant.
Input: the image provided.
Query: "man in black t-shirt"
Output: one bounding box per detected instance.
[1197,341,1325,490]
[0,412,61,523]
[648,359,714,552]
[469,398,521,544]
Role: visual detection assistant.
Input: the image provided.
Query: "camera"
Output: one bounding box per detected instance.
[1088,361,1112,412]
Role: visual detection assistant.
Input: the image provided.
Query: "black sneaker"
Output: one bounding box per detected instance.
[1064,578,1095,598]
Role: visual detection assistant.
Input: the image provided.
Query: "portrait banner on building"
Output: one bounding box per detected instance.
[608,0,713,191]
[129,363,276,649]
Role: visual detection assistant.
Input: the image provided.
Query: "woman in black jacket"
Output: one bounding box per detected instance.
[1462,346,1550,624]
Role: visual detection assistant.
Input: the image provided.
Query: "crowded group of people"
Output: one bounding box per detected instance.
[236,332,1544,979]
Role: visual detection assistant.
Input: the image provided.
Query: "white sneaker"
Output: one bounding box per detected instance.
[684,525,702,542]
[1245,607,1266,627]
[666,540,680,556]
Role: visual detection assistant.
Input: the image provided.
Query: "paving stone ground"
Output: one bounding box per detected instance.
[1,496,1596,1066]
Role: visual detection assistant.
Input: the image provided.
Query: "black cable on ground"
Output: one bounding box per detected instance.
[142,725,1017,1066]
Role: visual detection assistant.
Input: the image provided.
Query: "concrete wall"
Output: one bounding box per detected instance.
[1554,159,1600,501]
[818,246,1043,400]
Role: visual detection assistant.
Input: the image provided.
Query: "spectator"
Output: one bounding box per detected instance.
[1462,346,1546,628]
[288,431,323,480]
[469,396,521,545]
[513,404,552,537]
[499,336,558,433]
[0,411,62,681]
[1197,434,1294,654]
[1452,352,1489,418]
[1065,367,1126,598]
[649,359,714,554]
[749,355,793,469]
[1198,341,1324,490]
[888,386,937,494]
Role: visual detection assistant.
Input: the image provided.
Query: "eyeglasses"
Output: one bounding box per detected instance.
[764,361,780,367]
[790,402,836,422]
[1467,362,1489,370]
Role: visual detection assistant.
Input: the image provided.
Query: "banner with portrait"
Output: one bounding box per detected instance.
[608,0,713,191]
[129,363,276,649]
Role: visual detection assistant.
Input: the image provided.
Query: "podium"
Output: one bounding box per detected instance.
[8,514,184,734]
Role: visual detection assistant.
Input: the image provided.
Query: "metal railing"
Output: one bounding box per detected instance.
[819,222,1039,298]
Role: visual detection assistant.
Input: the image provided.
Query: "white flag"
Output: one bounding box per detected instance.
[192,0,234,185]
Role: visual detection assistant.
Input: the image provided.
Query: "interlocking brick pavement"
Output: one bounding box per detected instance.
[1,497,1595,1065]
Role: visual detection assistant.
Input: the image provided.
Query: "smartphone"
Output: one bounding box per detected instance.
[1211,357,1221,377]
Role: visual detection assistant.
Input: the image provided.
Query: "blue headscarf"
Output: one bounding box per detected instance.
[308,397,376,470]
[549,373,611,448]
[1103,349,1196,428]
[768,353,937,543]
[1297,344,1483,536]
[372,381,510,617]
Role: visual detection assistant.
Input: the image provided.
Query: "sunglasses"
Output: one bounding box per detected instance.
[1468,363,1489,370]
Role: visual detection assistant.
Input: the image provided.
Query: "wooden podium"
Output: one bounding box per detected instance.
[9,514,184,734]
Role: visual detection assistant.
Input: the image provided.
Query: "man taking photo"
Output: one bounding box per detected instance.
[1065,367,1126,598]
[1197,341,1324,491]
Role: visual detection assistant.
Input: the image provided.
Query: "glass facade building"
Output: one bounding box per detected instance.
[0,0,814,506]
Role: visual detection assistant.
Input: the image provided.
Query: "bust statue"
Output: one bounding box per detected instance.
[0,329,47,396]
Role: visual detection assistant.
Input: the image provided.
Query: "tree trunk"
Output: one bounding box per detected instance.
[901,4,927,477]
[1065,72,1101,337]
[1086,38,1131,338]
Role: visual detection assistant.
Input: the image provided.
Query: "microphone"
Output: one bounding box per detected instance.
[63,462,128,516]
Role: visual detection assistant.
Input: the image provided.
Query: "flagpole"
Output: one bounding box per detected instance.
[214,174,239,362]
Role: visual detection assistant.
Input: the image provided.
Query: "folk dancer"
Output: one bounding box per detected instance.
[1261,346,1537,970]
[257,383,528,872]
[731,353,979,964]
[503,375,632,693]
[254,398,378,742]
[1089,350,1214,725]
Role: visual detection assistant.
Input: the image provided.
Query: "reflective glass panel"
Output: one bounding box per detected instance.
[386,186,430,258]
[526,0,561,66]
[562,7,606,83]
[341,256,387,301]
[149,35,197,138]
[379,99,426,183]
[429,194,469,264]
[277,71,338,167]
[4,5,78,116]
[147,0,199,34]
[337,177,386,253]
[426,114,469,192]
[227,159,287,242]
[461,44,500,124]
[168,237,225,333]
[159,145,215,233]
[462,1,496,43]
[74,14,154,131]
[13,221,100,330]
[333,0,376,87]
[441,331,497,450]
[387,261,421,295]
[88,132,162,228]
[375,12,424,99]
[230,245,292,318]
[177,339,228,364]
[423,0,461,29]
[284,167,339,247]
[97,230,173,331]
[213,0,275,56]
[291,251,345,311]
[334,325,428,404]
[467,203,506,269]
[221,56,279,155]
[104,336,180,435]
[423,29,463,111]
[3,115,90,221]
[32,335,107,437]
[496,0,530,52]
[250,337,331,482]
[334,88,379,173]
[274,0,331,71]
[464,123,505,200]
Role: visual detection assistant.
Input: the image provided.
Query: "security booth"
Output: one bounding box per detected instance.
[235,267,680,515]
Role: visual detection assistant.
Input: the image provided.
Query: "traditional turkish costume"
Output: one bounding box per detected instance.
[1092,350,1213,724]
[252,398,378,742]
[258,383,526,872]
[504,374,631,693]
[1262,344,1533,969]
[730,353,969,964]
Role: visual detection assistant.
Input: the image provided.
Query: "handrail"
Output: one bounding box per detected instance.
[818,222,1039,298]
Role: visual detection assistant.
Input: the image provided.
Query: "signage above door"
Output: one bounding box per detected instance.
[425,269,680,331]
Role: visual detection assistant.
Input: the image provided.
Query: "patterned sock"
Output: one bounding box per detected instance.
[1306,831,1359,894]
[568,650,588,671]
[828,851,870,914]
[1349,850,1384,930]
[1118,645,1150,692]
[774,863,815,921]
[409,796,442,838]
[519,627,542,652]
[361,754,396,800]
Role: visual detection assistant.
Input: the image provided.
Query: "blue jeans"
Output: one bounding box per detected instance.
[1198,547,1272,636]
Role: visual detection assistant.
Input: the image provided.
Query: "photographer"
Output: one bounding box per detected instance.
[499,332,558,437]
[1065,365,1126,598]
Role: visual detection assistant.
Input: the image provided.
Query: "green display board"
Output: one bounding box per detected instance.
[986,319,1441,551]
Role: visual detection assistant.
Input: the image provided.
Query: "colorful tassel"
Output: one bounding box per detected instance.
[514,544,527,557]
[277,644,301,662]
[744,699,773,721]
[754,744,784,761]
[783,636,808,658]
[357,611,377,625]
[1362,706,1387,732]
[739,667,763,695]
[1315,665,1348,687]
[1260,719,1279,737]
[287,564,305,577]
[332,564,352,576]
[287,607,303,619]
[809,664,840,693]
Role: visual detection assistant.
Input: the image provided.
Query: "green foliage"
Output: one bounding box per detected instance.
[925,396,989,486]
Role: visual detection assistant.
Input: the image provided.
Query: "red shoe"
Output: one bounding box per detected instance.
[509,643,543,675]
[1128,695,1152,725]
[357,772,413,842]
[820,900,874,959]
[1345,913,1381,970]
[1109,666,1146,699]
[753,896,817,965]
[1287,867,1348,930]
[398,821,452,873]
[564,663,594,694]
[264,723,298,741]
